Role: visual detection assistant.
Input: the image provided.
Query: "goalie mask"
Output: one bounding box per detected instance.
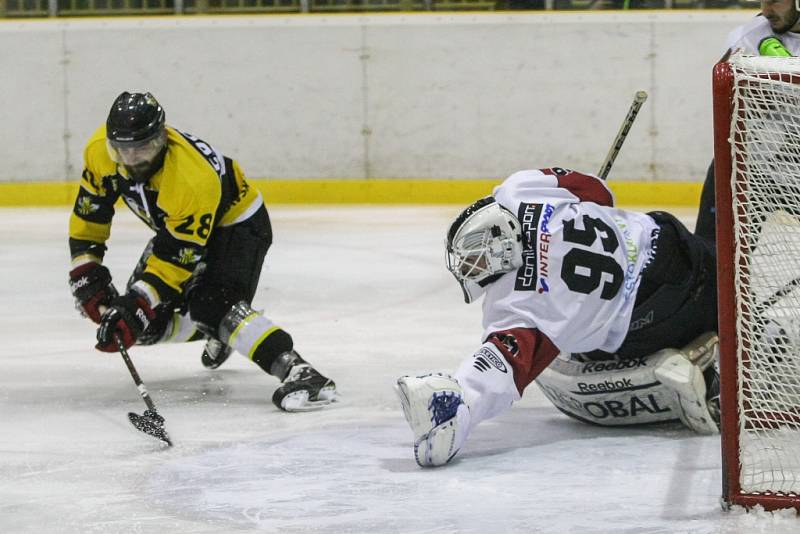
[446,197,523,303]
[106,91,167,184]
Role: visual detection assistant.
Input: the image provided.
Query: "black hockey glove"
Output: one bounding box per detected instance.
[96,293,156,353]
[69,263,118,324]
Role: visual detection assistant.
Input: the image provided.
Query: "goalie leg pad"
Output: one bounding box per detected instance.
[395,373,471,467]
[653,332,719,435]
[537,332,719,433]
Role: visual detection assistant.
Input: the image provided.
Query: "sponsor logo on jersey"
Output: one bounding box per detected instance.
[472,347,508,373]
[77,196,100,216]
[614,217,641,298]
[537,204,554,293]
[176,248,201,266]
[581,356,647,374]
[515,203,542,291]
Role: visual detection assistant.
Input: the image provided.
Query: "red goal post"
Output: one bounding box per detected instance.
[713,52,800,512]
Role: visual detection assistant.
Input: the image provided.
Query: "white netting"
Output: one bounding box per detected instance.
[729,53,800,496]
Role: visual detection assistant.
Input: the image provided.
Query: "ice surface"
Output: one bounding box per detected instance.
[1,206,798,533]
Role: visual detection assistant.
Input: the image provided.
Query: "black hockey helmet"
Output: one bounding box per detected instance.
[106,91,167,183]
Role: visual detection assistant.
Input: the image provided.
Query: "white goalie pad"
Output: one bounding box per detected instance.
[653,332,719,435]
[395,373,471,467]
[536,332,719,434]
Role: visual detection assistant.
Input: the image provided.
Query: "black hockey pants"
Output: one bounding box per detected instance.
[582,211,718,361]
[129,204,273,341]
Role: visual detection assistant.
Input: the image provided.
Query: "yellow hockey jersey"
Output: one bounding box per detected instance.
[69,125,262,306]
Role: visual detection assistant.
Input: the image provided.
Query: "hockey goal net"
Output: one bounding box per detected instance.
[714,52,800,511]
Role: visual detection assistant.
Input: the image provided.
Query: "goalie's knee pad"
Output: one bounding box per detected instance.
[536,332,719,434]
[395,373,470,467]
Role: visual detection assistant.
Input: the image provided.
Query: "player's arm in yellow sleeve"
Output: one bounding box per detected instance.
[68,134,123,323]
[69,132,121,267]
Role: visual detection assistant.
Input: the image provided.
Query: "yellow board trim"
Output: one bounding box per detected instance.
[0,181,78,206]
[0,179,703,207]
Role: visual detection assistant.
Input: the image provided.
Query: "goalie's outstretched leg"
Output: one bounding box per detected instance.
[537,331,720,434]
[653,332,720,435]
[395,373,471,467]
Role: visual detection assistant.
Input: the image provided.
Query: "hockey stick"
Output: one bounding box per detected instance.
[597,90,649,181]
[115,336,173,447]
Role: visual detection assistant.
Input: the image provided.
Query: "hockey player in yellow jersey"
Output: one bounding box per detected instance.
[68,91,336,412]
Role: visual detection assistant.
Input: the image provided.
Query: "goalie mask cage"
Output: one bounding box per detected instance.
[714,52,800,512]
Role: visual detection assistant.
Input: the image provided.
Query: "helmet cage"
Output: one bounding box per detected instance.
[446,199,523,303]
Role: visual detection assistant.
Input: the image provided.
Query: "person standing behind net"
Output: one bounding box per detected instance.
[696,0,800,239]
[68,91,336,412]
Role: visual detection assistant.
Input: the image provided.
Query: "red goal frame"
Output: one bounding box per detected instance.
[713,57,800,512]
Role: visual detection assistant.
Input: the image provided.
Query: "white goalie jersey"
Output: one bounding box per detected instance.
[482,168,660,354]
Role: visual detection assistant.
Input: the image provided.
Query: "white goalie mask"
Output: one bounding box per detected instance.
[446,197,524,303]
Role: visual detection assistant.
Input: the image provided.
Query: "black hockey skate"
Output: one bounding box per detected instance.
[201,338,233,370]
[271,351,337,412]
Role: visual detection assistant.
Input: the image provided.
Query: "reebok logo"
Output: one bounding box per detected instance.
[577,378,634,394]
[581,356,647,374]
[70,276,90,292]
[135,308,150,330]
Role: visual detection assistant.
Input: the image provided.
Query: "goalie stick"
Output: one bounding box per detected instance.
[115,336,173,447]
[597,90,648,181]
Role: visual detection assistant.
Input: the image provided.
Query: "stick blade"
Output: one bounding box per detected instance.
[128,410,173,447]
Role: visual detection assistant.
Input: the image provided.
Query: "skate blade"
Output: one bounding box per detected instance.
[278,386,338,412]
[128,412,173,446]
